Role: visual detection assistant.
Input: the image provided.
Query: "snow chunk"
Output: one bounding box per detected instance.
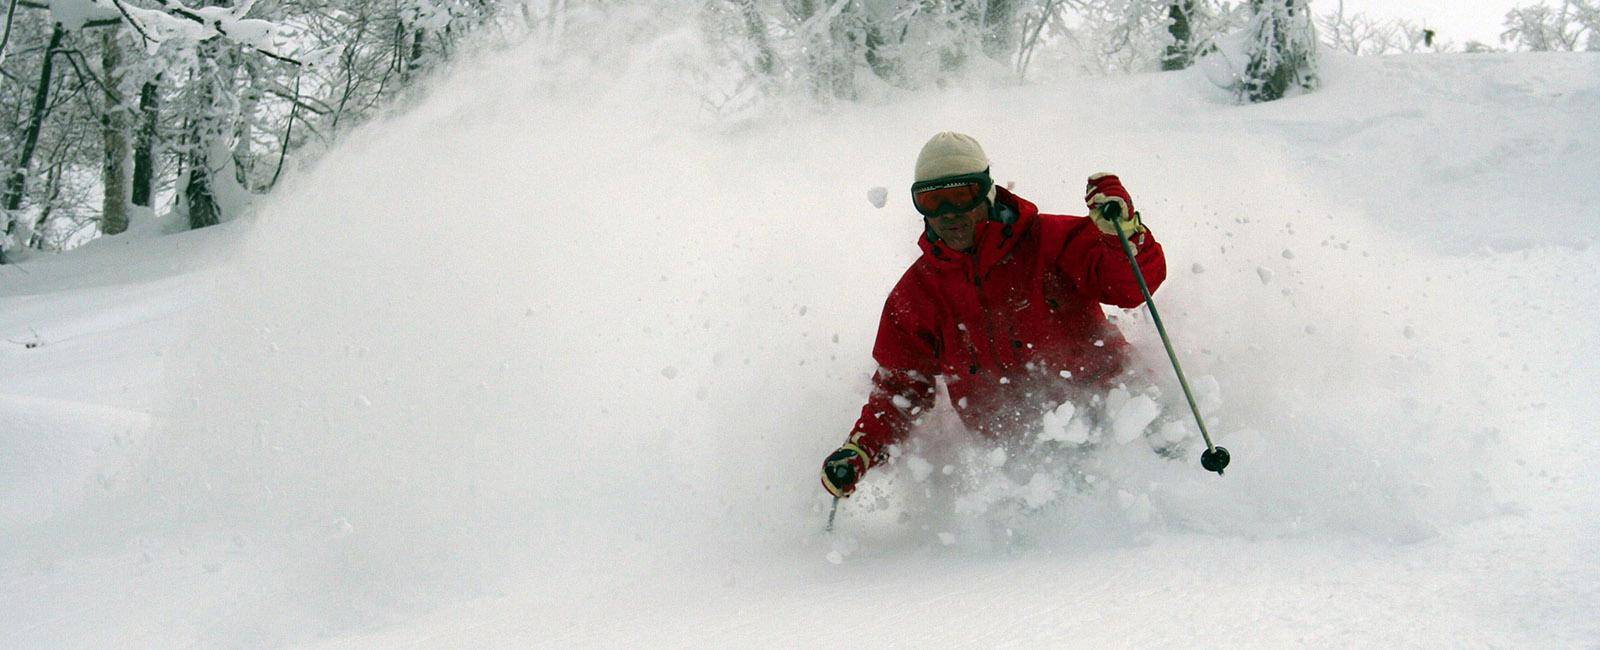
[1191,262,1206,274]
[1047,400,1075,422]
[1257,266,1275,284]
[660,366,678,379]
[1158,419,1193,444]
[937,532,957,545]
[826,551,844,564]
[1117,490,1154,524]
[986,447,1008,467]
[891,395,913,411]
[1022,472,1064,508]
[1110,394,1161,444]
[905,456,934,482]
[1105,386,1130,414]
[1193,375,1223,415]
[1039,401,1090,444]
[227,19,277,51]
[867,187,888,208]
[1282,249,1296,259]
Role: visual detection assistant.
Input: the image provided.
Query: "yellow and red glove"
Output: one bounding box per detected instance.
[821,442,872,498]
[1085,172,1144,236]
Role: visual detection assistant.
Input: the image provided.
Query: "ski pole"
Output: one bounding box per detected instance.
[1102,201,1230,476]
[825,496,840,532]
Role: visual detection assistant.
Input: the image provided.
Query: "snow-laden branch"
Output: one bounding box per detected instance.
[37,0,303,65]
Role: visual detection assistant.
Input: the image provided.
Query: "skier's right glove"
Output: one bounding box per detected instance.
[1085,172,1144,236]
[821,442,871,498]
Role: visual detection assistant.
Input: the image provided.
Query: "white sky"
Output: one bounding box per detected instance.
[1315,0,1519,45]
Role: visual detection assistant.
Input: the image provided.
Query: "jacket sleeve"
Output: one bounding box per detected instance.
[846,276,940,464]
[1057,220,1166,309]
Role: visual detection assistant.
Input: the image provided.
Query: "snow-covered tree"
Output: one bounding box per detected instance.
[1242,0,1316,102]
[707,0,1031,101]
[1,0,525,259]
[1,21,73,259]
[1011,0,1247,77]
[1502,0,1599,52]
[1318,1,1441,55]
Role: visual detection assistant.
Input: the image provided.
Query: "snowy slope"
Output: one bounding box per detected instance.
[2,45,1597,647]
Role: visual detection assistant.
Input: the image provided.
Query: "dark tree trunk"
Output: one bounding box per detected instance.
[981,0,1015,61]
[184,156,221,229]
[1,23,65,263]
[407,27,425,77]
[1162,0,1196,71]
[131,78,159,207]
[101,29,131,235]
[183,44,223,230]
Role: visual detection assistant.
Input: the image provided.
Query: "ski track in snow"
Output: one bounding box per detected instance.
[3,47,1598,647]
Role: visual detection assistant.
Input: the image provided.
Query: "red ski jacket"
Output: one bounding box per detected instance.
[846,186,1167,462]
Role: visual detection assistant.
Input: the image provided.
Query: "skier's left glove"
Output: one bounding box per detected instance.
[821,443,871,498]
[1085,172,1144,236]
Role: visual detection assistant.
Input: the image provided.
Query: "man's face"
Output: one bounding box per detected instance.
[926,201,988,251]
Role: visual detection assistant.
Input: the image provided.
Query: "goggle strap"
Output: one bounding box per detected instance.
[911,169,992,194]
[915,179,981,193]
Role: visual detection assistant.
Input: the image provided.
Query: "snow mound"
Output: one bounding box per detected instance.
[0,395,150,530]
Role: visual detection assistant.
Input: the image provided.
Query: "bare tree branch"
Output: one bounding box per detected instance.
[1,0,21,68]
[62,48,116,97]
[268,68,299,188]
[264,84,328,114]
[106,0,155,48]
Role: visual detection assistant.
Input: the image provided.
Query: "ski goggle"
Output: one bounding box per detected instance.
[911,171,992,218]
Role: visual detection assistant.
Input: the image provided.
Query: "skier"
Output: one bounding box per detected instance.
[822,132,1168,498]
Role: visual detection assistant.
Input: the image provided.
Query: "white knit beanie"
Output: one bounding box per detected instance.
[914,132,996,202]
